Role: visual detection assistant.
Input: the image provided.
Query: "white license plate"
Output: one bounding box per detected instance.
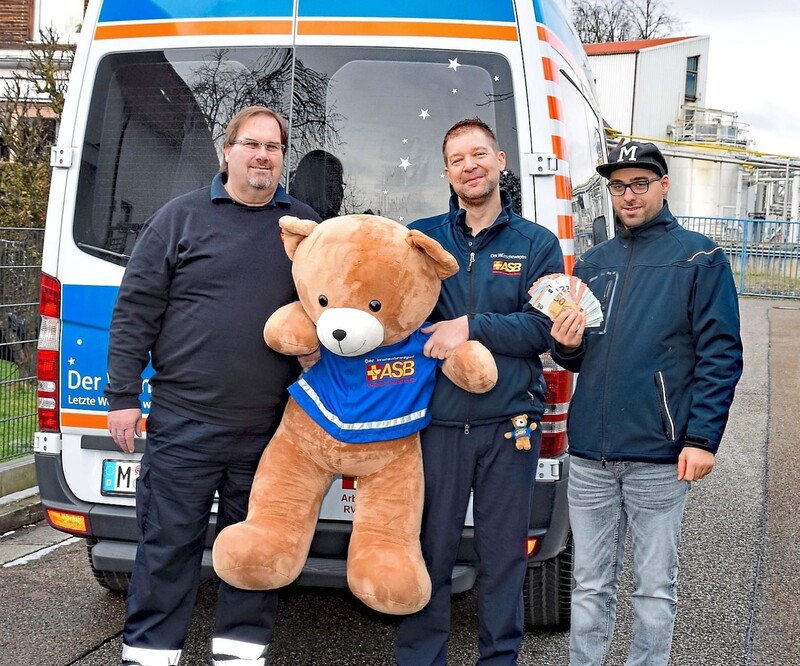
[101,459,141,496]
[318,476,358,521]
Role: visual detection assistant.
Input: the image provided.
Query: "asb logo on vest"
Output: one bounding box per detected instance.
[366,356,416,385]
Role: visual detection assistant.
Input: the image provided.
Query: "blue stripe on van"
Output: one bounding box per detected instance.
[61,285,153,412]
[98,0,294,23]
[297,0,516,22]
[97,0,515,24]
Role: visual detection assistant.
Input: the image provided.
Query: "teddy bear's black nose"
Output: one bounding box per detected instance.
[332,329,347,341]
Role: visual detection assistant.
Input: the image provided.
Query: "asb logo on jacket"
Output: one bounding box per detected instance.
[366,356,416,385]
[490,252,525,276]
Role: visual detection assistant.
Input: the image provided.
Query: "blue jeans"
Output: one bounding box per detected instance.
[568,456,690,666]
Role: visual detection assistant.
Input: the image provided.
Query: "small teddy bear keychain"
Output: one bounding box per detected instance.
[504,414,537,450]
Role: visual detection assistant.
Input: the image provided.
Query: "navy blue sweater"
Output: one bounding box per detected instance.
[410,192,564,426]
[105,175,320,427]
[553,202,743,462]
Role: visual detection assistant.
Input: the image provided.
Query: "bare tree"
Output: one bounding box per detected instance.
[572,0,682,43]
[189,49,341,159]
[572,0,633,43]
[628,0,683,39]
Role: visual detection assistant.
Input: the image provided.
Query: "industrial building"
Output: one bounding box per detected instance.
[586,36,800,226]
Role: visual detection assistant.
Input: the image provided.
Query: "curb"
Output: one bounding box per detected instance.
[0,456,42,533]
[0,490,43,534]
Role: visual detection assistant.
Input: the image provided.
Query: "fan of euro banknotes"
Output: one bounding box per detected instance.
[528,273,604,327]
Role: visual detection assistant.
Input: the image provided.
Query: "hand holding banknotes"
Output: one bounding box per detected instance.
[529,272,602,351]
[528,273,603,327]
[551,308,586,351]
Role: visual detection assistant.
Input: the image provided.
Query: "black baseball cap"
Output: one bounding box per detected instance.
[596,140,668,179]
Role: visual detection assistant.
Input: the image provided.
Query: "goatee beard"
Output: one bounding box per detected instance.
[248,174,273,190]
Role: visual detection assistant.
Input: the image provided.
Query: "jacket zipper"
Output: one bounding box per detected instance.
[600,236,637,462]
[464,245,477,433]
[655,371,676,441]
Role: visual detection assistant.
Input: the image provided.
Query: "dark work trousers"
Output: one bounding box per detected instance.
[123,401,279,651]
[394,421,541,666]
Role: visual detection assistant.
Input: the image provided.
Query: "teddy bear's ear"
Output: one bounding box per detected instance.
[279,215,318,260]
[407,229,459,280]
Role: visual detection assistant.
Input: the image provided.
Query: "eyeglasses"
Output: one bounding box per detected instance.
[607,175,662,197]
[230,139,286,154]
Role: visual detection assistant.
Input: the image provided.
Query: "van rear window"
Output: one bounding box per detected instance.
[73,47,517,265]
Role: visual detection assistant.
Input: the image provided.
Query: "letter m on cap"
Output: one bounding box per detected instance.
[618,145,638,162]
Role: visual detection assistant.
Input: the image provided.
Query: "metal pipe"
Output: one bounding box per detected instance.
[783,158,791,220]
[736,168,746,219]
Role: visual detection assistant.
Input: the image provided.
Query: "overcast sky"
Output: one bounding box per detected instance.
[664,0,800,157]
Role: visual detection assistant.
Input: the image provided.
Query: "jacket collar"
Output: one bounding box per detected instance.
[210,173,292,208]
[614,200,676,240]
[449,189,513,235]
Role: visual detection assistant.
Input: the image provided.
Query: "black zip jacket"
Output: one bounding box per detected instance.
[552,202,743,462]
[410,191,564,427]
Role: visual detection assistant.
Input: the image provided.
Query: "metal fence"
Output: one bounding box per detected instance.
[677,216,800,298]
[0,227,42,464]
[0,217,796,464]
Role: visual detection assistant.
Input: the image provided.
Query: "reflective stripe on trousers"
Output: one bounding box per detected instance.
[212,637,270,666]
[121,638,269,665]
[121,644,181,665]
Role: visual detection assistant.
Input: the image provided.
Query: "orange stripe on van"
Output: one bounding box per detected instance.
[537,25,566,52]
[537,24,593,94]
[546,95,563,121]
[537,25,550,43]
[298,20,518,40]
[62,412,109,429]
[541,57,558,82]
[95,19,293,40]
[558,215,574,239]
[551,135,568,160]
[555,175,572,200]
[62,412,148,431]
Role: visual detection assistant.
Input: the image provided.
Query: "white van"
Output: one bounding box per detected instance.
[34,0,611,629]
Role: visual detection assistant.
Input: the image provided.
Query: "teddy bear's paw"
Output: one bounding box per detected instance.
[213,554,301,591]
[212,523,305,590]
[349,574,432,615]
[215,564,297,591]
[443,340,498,394]
[347,549,432,615]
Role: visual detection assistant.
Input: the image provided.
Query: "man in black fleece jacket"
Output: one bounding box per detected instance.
[105,106,320,666]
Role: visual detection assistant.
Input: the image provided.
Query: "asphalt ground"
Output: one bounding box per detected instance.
[0,296,798,665]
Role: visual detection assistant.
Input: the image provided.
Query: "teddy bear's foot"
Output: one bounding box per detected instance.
[212,521,306,591]
[347,543,432,615]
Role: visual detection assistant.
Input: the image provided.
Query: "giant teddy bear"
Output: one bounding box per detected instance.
[212,213,498,615]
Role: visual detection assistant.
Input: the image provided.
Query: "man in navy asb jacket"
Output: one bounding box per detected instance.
[550,140,743,666]
[395,118,563,666]
[412,189,564,428]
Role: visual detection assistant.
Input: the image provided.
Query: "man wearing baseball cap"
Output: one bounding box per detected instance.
[549,140,743,665]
